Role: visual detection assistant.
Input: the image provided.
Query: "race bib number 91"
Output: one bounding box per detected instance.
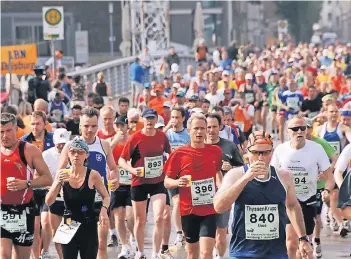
[191,178,215,206]
[0,210,27,233]
[144,155,163,179]
[245,204,279,240]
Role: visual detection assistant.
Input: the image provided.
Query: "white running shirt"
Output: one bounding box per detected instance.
[335,144,351,174]
[271,140,330,202]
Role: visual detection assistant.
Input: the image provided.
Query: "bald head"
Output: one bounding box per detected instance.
[34,99,48,114]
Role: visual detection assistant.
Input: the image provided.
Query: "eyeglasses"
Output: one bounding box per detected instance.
[289,126,307,132]
[248,149,272,156]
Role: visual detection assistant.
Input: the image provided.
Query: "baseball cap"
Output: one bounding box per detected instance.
[114,116,128,125]
[144,82,151,89]
[189,95,200,102]
[222,70,230,76]
[69,138,89,154]
[340,109,351,117]
[53,129,70,144]
[142,108,158,118]
[320,65,327,70]
[245,73,253,80]
[163,101,172,108]
[190,108,203,114]
[176,91,185,97]
[155,115,165,129]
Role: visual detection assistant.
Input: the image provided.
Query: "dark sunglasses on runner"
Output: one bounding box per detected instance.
[289,126,307,132]
[248,149,272,156]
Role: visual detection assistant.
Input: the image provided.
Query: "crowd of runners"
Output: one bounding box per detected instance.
[1,39,351,259]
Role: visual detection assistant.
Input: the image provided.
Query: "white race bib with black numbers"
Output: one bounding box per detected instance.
[53,220,81,244]
[245,204,279,240]
[191,178,215,206]
[286,97,299,110]
[118,166,132,185]
[0,210,26,233]
[328,141,340,155]
[293,171,310,197]
[144,155,163,178]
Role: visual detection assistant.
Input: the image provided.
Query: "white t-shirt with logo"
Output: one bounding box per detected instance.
[271,140,330,202]
[43,147,61,179]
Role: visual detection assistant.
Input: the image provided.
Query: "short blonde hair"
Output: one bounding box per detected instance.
[187,113,207,129]
[100,105,116,115]
[97,72,104,80]
[18,101,33,117]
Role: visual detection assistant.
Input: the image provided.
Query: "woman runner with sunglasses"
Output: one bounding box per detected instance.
[214,130,313,259]
[271,116,334,259]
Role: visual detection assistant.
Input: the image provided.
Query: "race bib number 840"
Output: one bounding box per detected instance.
[245,204,279,240]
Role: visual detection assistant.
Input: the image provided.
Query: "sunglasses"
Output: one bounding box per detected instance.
[248,149,272,156]
[289,126,307,132]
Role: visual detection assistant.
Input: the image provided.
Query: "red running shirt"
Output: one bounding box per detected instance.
[113,143,131,186]
[121,130,171,186]
[1,142,33,205]
[164,144,222,216]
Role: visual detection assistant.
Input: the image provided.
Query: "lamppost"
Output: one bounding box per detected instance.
[109,2,115,57]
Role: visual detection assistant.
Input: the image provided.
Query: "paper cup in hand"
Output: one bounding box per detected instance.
[137,167,144,177]
[6,177,15,183]
[62,169,72,175]
[183,175,192,187]
[107,180,113,191]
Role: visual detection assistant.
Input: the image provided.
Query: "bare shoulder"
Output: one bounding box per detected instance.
[276,168,293,189]
[222,166,245,184]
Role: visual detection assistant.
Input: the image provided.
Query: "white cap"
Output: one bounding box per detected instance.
[217,66,224,72]
[190,108,204,114]
[245,73,253,80]
[288,57,294,63]
[155,115,165,129]
[222,70,230,76]
[255,71,263,77]
[320,65,327,70]
[235,68,242,73]
[172,83,180,88]
[163,101,172,108]
[322,49,329,56]
[53,128,70,144]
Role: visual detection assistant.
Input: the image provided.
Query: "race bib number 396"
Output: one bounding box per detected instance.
[245,204,279,240]
[191,178,215,206]
[144,155,163,179]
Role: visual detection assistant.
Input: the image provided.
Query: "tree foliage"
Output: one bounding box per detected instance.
[276,1,323,42]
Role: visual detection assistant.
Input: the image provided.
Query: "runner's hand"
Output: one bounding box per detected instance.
[6,179,28,191]
[244,161,268,181]
[57,170,70,183]
[221,161,232,171]
[178,176,190,187]
[299,240,313,259]
[113,130,124,143]
[99,208,109,229]
[131,167,144,177]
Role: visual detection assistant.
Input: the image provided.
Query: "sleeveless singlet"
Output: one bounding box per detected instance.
[319,122,344,154]
[62,168,96,223]
[243,85,255,105]
[85,137,108,184]
[1,141,33,205]
[230,165,288,258]
[95,82,107,97]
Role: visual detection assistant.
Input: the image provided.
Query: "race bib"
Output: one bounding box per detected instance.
[0,210,27,233]
[118,166,132,185]
[144,155,163,179]
[245,204,279,240]
[328,141,340,155]
[53,220,81,244]
[293,171,309,197]
[191,178,215,206]
[245,93,255,103]
[235,122,244,132]
[286,97,299,110]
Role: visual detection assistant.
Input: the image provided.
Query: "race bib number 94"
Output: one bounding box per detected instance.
[245,204,279,240]
[293,171,309,197]
[0,210,27,233]
[191,178,215,206]
[144,155,163,179]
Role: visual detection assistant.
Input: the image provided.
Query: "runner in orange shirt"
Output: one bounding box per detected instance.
[149,84,168,115]
[232,93,255,139]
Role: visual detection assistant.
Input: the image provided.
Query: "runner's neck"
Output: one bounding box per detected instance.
[82,136,95,145]
[142,128,156,136]
[33,131,45,141]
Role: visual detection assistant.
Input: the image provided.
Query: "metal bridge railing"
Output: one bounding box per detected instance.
[67,54,196,97]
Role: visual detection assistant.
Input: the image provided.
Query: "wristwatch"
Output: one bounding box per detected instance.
[26,180,32,189]
[298,235,309,243]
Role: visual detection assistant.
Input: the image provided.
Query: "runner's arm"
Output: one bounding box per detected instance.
[279,169,307,237]
[118,157,135,174]
[45,178,62,206]
[92,170,110,207]
[58,142,70,169]
[164,176,180,189]
[28,144,53,188]
[334,145,351,188]
[214,167,247,213]
[216,171,223,187]
[103,140,119,183]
